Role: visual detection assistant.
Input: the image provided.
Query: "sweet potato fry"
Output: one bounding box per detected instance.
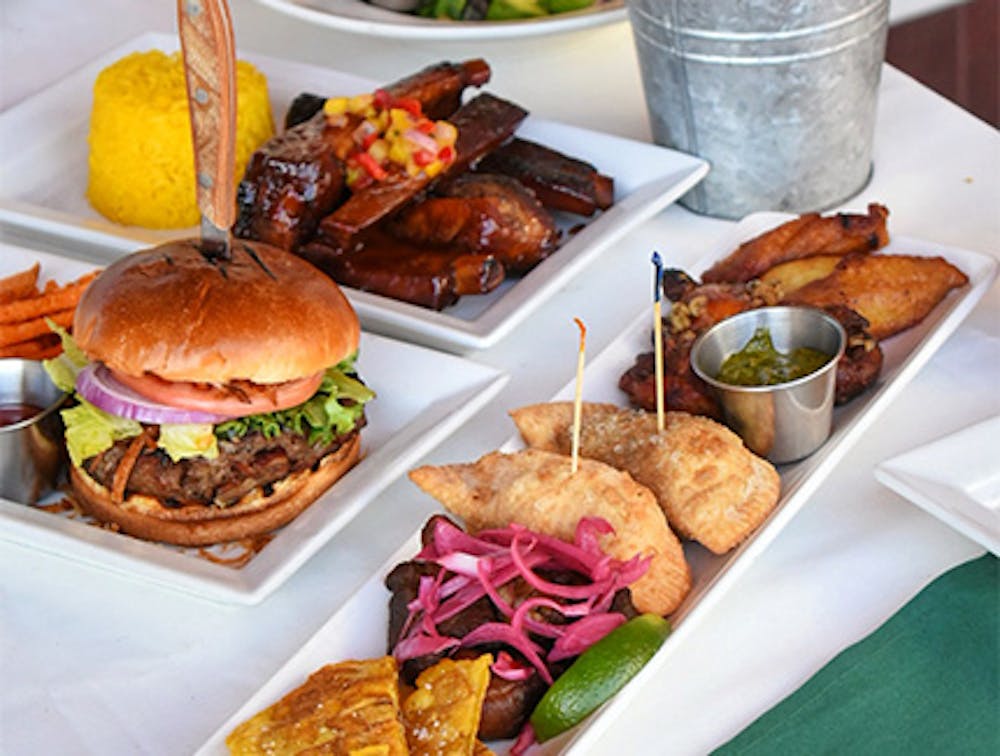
[759,254,843,296]
[0,308,74,348]
[0,271,97,324]
[0,263,40,304]
[785,254,969,340]
[0,332,62,360]
[702,203,890,283]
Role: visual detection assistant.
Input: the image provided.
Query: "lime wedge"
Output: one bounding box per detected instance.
[530,613,672,742]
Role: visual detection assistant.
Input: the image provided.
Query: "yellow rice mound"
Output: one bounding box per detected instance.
[87,50,274,229]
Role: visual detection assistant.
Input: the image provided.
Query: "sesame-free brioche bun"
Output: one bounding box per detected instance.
[69,433,361,546]
[73,240,359,384]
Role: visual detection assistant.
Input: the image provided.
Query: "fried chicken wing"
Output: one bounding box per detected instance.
[785,253,969,339]
[408,449,691,616]
[701,203,890,283]
[510,403,781,555]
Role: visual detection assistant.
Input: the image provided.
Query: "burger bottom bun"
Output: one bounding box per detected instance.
[69,433,361,546]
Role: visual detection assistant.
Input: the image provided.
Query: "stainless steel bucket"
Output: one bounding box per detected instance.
[0,359,68,504]
[627,0,889,218]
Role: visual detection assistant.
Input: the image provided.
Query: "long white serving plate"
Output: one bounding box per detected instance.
[198,217,997,752]
[0,243,508,604]
[0,32,709,353]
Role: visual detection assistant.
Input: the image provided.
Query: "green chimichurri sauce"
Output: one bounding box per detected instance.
[717,327,831,386]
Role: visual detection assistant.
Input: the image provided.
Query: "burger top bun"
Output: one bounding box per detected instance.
[74,240,360,385]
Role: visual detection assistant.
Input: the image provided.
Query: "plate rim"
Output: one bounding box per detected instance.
[874,414,1000,556]
[250,0,628,41]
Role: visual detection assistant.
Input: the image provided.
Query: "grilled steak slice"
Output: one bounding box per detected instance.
[235,60,493,252]
[475,137,614,216]
[317,93,529,250]
[385,174,559,273]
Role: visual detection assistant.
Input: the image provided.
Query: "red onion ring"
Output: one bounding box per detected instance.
[75,363,233,425]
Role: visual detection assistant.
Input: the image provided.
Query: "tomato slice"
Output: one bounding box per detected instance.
[111,370,324,419]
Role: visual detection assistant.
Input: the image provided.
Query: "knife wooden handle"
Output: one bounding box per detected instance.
[177,0,236,232]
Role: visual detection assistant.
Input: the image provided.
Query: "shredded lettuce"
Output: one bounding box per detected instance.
[42,320,89,393]
[61,399,143,468]
[157,423,219,462]
[215,359,374,446]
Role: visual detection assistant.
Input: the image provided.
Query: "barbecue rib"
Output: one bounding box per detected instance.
[475,137,614,216]
[384,173,559,273]
[233,60,492,252]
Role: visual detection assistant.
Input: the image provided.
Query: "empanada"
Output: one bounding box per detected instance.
[408,448,691,616]
[510,403,781,555]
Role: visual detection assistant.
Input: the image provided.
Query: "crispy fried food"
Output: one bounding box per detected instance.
[758,254,842,296]
[0,307,74,349]
[511,403,781,555]
[701,203,889,284]
[784,254,969,340]
[225,656,409,755]
[408,449,691,616]
[402,655,491,755]
[0,271,98,324]
[0,263,40,304]
[0,332,62,360]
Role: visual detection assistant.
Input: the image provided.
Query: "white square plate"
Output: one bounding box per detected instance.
[0,32,709,353]
[876,415,1000,554]
[0,243,508,604]
[198,217,997,752]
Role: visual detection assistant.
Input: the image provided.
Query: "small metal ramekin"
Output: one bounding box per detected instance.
[0,359,68,504]
[691,306,846,464]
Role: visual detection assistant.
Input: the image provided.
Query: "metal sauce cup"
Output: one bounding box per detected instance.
[691,306,846,463]
[0,359,68,504]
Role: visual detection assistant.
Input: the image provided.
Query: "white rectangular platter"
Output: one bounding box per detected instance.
[198,218,997,752]
[0,32,709,353]
[0,243,508,604]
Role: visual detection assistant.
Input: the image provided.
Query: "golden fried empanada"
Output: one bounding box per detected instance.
[226,657,408,755]
[510,403,781,555]
[408,449,691,616]
[785,253,968,340]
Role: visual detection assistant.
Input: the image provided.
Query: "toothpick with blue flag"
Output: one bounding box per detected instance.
[652,252,665,432]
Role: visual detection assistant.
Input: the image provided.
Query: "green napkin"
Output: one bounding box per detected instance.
[714,554,998,756]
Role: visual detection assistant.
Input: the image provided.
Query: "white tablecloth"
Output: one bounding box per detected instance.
[1,1,997,754]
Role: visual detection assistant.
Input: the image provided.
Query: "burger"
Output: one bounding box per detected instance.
[45,240,372,546]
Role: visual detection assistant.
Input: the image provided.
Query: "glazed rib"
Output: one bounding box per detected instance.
[317,93,529,250]
[475,138,614,216]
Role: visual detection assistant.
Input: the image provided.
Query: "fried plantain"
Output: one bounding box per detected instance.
[784,253,969,340]
[758,254,843,296]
